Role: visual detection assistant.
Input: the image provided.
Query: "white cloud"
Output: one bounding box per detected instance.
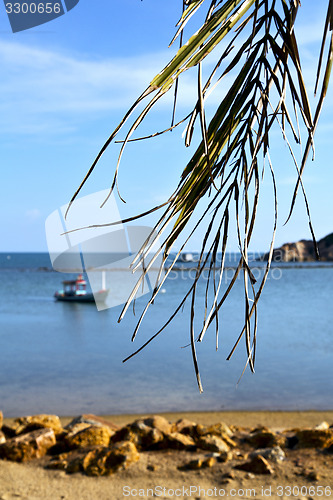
[0,40,175,137]
[0,19,331,143]
[0,39,230,141]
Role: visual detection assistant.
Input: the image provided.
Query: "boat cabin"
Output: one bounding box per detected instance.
[62,274,87,296]
[55,273,108,304]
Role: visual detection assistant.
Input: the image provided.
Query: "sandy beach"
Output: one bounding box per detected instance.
[0,411,332,500]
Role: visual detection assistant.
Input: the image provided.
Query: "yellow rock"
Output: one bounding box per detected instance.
[14,414,62,435]
[0,431,6,445]
[180,456,217,471]
[65,425,113,449]
[161,432,195,450]
[203,423,236,448]
[65,414,119,432]
[314,421,330,431]
[111,421,164,450]
[63,422,92,437]
[204,456,217,468]
[83,441,140,476]
[196,434,230,453]
[295,428,333,449]
[0,428,56,462]
[246,428,285,448]
[235,454,273,475]
[205,422,233,438]
[142,415,172,435]
[172,418,197,435]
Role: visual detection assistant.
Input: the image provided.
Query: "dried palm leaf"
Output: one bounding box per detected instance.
[69,0,332,390]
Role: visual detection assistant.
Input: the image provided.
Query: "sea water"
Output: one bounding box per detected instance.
[0,252,332,417]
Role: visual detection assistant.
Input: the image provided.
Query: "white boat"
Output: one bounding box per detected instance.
[178,252,195,262]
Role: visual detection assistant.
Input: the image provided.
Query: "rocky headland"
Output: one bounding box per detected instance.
[263,232,333,262]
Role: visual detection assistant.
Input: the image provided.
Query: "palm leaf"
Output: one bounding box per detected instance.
[70,0,332,390]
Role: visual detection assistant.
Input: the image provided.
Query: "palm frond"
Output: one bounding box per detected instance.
[71,0,332,390]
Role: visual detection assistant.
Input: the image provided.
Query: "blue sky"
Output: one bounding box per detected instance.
[0,0,332,252]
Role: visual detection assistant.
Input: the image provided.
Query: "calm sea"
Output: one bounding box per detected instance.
[0,252,332,417]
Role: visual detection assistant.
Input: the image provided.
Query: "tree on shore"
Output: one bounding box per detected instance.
[69,0,333,390]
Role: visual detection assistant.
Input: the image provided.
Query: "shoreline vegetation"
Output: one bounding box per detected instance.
[0,411,332,500]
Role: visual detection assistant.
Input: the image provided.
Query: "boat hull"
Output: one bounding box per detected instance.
[54,290,108,303]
